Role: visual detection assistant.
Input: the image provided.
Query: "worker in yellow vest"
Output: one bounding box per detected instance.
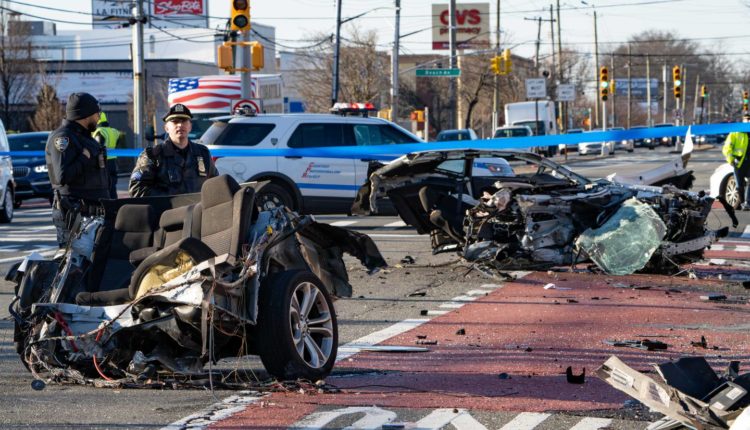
[723,113,750,210]
[93,111,121,199]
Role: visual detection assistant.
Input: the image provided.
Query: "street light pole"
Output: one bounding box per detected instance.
[391,0,400,122]
[331,0,343,106]
[492,0,500,131]
[131,0,145,149]
[448,0,457,129]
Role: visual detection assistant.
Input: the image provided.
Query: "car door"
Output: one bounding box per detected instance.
[351,122,420,189]
[0,121,10,206]
[280,122,356,213]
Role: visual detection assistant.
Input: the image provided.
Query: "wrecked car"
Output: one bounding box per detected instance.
[6,175,385,387]
[353,150,731,275]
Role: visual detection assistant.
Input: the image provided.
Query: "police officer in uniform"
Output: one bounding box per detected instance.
[93,111,121,199]
[128,104,218,197]
[46,92,109,247]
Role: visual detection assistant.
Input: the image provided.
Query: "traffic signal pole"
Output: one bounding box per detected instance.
[332,0,343,106]
[132,0,145,149]
[240,28,251,99]
[391,0,400,122]
[448,0,457,129]
[492,0,500,131]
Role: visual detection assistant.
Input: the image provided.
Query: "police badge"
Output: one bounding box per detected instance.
[54,137,69,152]
[197,156,207,176]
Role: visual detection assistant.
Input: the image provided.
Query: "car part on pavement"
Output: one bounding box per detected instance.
[354,149,730,276]
[7,175,386,388]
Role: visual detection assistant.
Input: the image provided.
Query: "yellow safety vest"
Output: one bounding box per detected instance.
[723,132,749,167]
[94,126,121,160]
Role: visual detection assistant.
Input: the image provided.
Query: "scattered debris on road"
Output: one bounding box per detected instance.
[604,339,669,351]
[566,366,586,384]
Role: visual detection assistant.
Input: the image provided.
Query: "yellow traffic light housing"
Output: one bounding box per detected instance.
[231,0,251,32]
[490,56,501,75]
[217,43,233,71]
[744,90,749,111]
[701,85,708,98]
[216,41,264,72]
[672,65,681,99]
[410,110,425,122]
[250,41,264,70]
[502,49,512,74]
[599,66,609,101]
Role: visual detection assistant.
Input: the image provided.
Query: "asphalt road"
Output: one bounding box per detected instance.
[0,145,744,429]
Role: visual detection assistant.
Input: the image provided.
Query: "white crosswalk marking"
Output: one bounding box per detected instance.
[499,412,551,430]
[450,412,490,430]
[291,406,396,430]
[569,417,613,430]
[330,220,359,227]
[412,408,489,430]
[384,220,406,228]
[742,225,750,239]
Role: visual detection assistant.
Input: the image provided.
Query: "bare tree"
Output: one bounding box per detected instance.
[0,13,39,130]
[29,83,63,131]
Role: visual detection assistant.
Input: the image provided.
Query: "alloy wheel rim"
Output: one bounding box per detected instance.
[727,177,740,208]
[289,281,333,369]
[4,190,11,218]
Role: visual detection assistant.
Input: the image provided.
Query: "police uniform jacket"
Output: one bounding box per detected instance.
[45,119,109,200]
[128,138,218,197]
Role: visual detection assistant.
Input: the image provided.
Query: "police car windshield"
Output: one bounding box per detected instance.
[9,133,48,151]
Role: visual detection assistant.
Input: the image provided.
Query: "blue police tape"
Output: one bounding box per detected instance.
[2,122,747,160]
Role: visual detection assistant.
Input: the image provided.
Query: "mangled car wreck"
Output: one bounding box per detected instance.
[354,150,730,275]
[6,175,385,387]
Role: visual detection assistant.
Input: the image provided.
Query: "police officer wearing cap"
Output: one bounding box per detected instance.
[46,92,110,247]
[128,104,218,197]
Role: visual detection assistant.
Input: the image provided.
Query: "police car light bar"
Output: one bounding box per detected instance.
[330,102,377,116]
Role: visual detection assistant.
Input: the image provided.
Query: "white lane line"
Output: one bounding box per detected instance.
[743,225,750,239]
[711,245,750,252]
[0,248,57,264]
[426,310,449,316]
[337,319,430,360]
[439,302,464,309]
[569,417,613,430]
[330,220,358,227]
[466,289,489,296]
[0,236,56,242]
[368,233,422,238]
[499,412,551,430]
[160,391,265,430]
[383,220,406,228]
[480,283,504,289]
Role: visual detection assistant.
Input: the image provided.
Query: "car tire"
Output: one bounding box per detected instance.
[257,183,294,211]
[627,148,634,153]
[256,270,338,381]
[722,175,741,209]
[0,187,13,223]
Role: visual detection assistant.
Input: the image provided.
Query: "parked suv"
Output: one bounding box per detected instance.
[8,132,51,207]
[202,105,424,214]
[0,120,14,222]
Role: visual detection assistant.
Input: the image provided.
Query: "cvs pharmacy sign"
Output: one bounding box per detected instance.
[431,2,490,50]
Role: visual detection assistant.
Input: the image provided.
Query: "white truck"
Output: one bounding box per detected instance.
[503,101,559,155]
[167,74,285,140]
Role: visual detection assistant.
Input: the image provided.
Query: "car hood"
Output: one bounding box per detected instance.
[11,156,45,166]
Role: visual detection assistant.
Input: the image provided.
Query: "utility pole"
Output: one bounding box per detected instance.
[331,0,343,106]
[627,44,631,128]
[391,0,400,122]
[646,54,652,126]
[662,62,667,124]
[492,0,501,130]
[593,10,599,127]
[681,65,687,114]
[449,0,457,129]
[692,74,700,124]
[131,0,145,148]
[610,53,615,127]
[549,5,556,82]
[528,17,542,71]
[556,0,564,129]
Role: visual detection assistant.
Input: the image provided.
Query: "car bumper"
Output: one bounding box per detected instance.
[13,177,52,199]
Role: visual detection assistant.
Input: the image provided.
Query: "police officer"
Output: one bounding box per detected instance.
[92,111,121,199]
[46,92,109,247]
[723,113,750,211]
[128,104,218,197]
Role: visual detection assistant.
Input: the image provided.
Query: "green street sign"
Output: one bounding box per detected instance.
[416,68,461,77]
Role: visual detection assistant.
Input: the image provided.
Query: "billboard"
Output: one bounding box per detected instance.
[431,3,490,50]
[54,71,133,104]
[614,78,659,98]
[92,0,208,29]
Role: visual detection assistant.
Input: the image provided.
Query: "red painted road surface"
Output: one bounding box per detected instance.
[213,266,750,429]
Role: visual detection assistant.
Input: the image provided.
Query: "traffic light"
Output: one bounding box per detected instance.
[701,85,708,98]
[250,41,264,70]
[599,66,609,101]
[490,56,501,75]
[502,48,512,74]
[672,65,681,99]
[744,90,749,111]
[217,43,233,71]
[231,0,251,32]
[410,110,425,122]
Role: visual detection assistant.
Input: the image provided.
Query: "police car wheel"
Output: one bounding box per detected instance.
[257,183,293,211]
[0,188,13,223]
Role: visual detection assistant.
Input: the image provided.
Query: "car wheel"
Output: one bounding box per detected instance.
[257,183,294,211]
[0,188,13,223]
[13,199,21,209]
[627,148,634,153]
[256,270,337,381]
[723,175,741,209]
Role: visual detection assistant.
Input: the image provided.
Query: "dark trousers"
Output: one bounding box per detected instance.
[107,159,118,199]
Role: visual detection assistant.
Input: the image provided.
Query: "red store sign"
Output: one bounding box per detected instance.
[153,0,204,15]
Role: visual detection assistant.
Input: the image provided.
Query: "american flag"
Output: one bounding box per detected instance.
[167,75,256,111]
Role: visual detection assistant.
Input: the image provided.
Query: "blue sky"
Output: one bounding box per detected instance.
[5,0,750,64]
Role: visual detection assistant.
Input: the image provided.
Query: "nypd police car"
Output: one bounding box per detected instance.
[201,103,515,214]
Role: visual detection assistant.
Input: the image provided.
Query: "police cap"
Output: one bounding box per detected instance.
[163,104,193,122]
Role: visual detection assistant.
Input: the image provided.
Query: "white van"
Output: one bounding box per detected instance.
[0,120,15,222]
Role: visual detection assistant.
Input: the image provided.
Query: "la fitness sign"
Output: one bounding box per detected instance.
[431,2,490,50]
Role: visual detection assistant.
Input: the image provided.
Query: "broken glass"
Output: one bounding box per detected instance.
[575,198,667,275]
